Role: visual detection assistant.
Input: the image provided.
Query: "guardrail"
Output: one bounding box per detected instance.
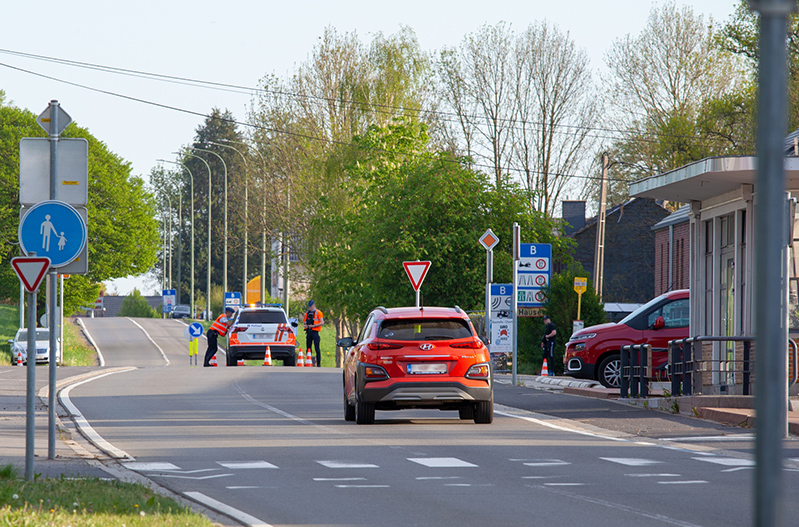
[668,336,798,396]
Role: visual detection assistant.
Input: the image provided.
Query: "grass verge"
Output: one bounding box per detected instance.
[0,463,213,526]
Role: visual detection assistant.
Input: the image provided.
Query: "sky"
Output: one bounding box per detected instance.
[2,1,740,295]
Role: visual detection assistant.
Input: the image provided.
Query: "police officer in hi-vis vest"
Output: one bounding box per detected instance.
[204,306,236,367]
[303,300,324,367]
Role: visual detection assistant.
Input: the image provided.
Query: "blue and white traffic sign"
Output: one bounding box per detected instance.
[18,200,87,268]
[224,292,241,309]
[162,289,177,313]
[490,283,513,318]
[517,243,552,307]
[184,322,204,341]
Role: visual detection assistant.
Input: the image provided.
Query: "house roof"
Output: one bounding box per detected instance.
[651,204,690,231]
[570,197,665,237]
[629,156,799,202]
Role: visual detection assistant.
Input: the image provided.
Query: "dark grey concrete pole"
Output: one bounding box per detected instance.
[47,100,59,460]
[751,1,794,525]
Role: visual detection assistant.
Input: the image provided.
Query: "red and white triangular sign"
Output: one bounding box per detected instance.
[403,261,431,292]
[11,257,51,293]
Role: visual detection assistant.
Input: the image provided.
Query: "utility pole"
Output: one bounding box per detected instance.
[593,154,609,302]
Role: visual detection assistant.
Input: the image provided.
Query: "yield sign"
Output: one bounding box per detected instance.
[403,261,431,291]
[11,256,51,293]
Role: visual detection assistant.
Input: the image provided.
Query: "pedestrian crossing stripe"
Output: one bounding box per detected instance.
[691,457,754,466]
[317,461,379,468]
[408,457,477,468]
[217,461,278,469]
[601,458,664,466]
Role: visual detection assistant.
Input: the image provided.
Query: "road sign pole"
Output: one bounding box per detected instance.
[47,101,60,460]
[24,289,36,481]
[485,249,492,340]
[512,223,520,387]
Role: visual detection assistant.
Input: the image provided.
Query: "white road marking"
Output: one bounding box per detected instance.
[496,409,629,442]
[658,480,709,485]
[158,473,233,480]
[722,467,755,473]
[543,483,585,486]
[235,383,342,434]
[217,461,278,469]
[601,458,664,466]
[408,457,477,468]
[523,460,570,467]
[314,478,367,481]
[127,317,170,365]
[625,473,681,477]
[416,476,462,480]
[185,491,273,527]
[335,484,390,488]
[661,434,755,442]
[76,318,105,366]
[122,462,180,471]
[317,461,379,469]
[227,486,273,490]
[59,368,137,460]
[692,457,755,467]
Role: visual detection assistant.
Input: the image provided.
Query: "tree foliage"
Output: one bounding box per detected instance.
[117,288,157,318]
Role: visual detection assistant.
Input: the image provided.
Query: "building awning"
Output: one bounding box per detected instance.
[629,156,799,202]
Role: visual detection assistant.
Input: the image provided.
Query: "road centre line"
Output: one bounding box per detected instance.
[76,318,105,366]
[127,317,170,365]
[184,492,273,527]
[59,368,137,460]
[234,382,343,434]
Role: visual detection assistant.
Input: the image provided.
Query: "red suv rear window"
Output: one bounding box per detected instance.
[378,319,472,341]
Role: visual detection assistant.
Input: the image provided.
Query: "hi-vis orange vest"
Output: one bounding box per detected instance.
[210,313,230,336]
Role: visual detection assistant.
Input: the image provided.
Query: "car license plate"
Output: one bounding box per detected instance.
[407,363,447,374]
[253,333,268,339]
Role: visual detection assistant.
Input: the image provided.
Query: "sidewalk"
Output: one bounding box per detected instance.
[509,373,799,436]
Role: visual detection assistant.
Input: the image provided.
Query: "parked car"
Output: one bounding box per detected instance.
[338,306,494,425]
[226,305,298,366]
[9,327,58,364]
[563,289,690,388]
[171,304,191,319]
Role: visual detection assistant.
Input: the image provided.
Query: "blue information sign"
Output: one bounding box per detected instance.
[224,292,242,309]
[162,289,177,313]
[517,243,552,307]
[18,200,87,268]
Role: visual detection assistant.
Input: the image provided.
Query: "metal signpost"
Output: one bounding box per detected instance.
[516,242,552,310]
[511,223,520,386]
[11,256,50,481]
[573,277,587,334]
[479,229,499,339]
[403,261,431,307]
[489,284,513,365]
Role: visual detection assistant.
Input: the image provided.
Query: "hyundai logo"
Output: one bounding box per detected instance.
[419,343,435,350]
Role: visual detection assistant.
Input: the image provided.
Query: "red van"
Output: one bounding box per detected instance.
[563,290,689,388]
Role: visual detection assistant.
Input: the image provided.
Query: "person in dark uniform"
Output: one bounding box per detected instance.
[204,306,235,366]
[541,315,556,376]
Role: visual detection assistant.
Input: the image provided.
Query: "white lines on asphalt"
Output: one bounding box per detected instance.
[408,457,477,468]
[496,409,629,442]
[76,318,105,366]
[158,473,234,480]
[662,434,755,442]
[127,317,170,365]
[122,462,181,471]
[522,476,559,479]
[335,484,390,488]
[601,458,664,467]
[59,368,137,460]
[534,486,704,527]
[317,461,379,469]
[314,477,367,482]
[521,460,570,467]
[185,491,273,527]
[417,476,462,480]
[722,467,755,473]
[217,461,278,469]
[227,486,273,490]
[625,473,681,478]
[234,382,343,434]
[658,480,709,485]
[543,483,585,486]
[692,457,755,467]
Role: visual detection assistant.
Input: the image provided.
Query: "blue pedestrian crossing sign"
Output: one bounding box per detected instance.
[18,200,87,268]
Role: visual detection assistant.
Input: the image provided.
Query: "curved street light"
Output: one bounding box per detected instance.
[158,159,195,319]
[194,147,228,295]
[181,151,213,320]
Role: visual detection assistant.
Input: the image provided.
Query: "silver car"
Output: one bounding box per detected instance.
[9,328,57,364]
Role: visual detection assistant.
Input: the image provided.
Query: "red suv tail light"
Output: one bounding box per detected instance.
[232,326,248,334]
[450,339,483,349]
[465,363,490,379]
[367,342,403,350]
[363,365,389,380]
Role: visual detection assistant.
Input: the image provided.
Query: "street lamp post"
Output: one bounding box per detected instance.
[158,159,195,318]
[194,147,228,295]
[182,152,213,320]
[208,141,249,303]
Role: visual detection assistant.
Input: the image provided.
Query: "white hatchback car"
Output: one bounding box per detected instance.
[226,305,298,366]
[9,328,57,364]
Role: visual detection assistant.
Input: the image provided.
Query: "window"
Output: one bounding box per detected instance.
[378,319,473,341]
[238,310,286,324]
[647,299,690,328]
[357,314,375,344]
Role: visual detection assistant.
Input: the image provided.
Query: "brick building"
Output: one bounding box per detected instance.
[652,204,691,296]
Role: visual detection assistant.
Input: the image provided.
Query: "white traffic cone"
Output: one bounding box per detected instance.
[305,349,313,367]
[263,346,272,366]
[296,349,304,367]
[541,358,549,376]
[17,351,23,367]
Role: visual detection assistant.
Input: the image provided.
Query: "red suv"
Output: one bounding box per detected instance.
[338,306,494,424]
[564,290,689,388]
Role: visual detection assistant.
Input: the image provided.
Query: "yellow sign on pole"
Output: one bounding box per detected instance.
[574,277,588,320]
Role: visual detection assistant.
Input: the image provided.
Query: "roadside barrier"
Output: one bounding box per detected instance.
[620,344,651,398]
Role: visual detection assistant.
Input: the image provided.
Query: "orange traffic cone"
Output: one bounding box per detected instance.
[16,351,23,367]
[541,358,549,376]
[296,349,304,367]
[263,346,272,366]
[209,354,218,367]
[237,358,245,366]
[305,349,313,367]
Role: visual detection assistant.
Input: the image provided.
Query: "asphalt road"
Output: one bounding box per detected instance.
[65,318,799,527]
